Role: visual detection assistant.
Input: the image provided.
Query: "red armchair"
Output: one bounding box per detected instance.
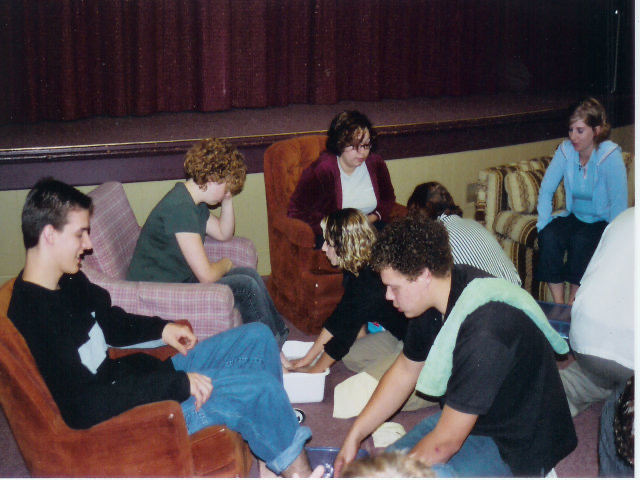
[264,136,343,334]
[264,135,406,334]
[0,278,252,477]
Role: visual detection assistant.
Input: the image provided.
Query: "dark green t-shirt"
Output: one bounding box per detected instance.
[127,183,210,283]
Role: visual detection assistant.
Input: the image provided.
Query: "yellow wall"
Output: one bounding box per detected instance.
[0,125,634,284]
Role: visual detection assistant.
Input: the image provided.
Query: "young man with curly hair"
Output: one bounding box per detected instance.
[334,215,577,477]
[127,138,288,347]
[8,178,314,477]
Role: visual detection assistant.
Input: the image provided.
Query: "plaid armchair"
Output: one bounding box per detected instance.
[82,182,258,339]
[475,152,634,301]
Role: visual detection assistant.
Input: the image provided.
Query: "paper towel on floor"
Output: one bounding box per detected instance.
[372,422,406,448]
[333,371,379,419]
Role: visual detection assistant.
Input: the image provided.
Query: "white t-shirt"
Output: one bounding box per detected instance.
[340,163,377,216]
[569,207,634,369]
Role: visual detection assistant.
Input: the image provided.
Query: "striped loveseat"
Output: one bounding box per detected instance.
[475,152,634,301]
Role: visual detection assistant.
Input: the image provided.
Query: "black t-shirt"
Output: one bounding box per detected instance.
[447,302,577,475]
[403,265,577,475]
[324,266,407,361]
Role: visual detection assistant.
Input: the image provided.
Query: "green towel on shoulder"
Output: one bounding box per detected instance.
[416,277,569,397]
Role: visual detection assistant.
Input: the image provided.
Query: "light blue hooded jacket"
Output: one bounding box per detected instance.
[536,139,628,231]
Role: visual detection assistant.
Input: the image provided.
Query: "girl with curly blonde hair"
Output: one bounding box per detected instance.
[128,138,289,346]
[291,209,431,411]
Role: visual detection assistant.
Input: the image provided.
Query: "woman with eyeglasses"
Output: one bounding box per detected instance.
[288,110,397,248]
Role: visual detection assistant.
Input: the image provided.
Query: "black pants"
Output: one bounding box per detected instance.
[535,214,607,285]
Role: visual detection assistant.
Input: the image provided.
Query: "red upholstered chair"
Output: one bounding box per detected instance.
[0,278,252,477]
[264,135,406,334]
[264,136,343,334]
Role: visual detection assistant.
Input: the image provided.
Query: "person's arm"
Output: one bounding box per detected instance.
[292,327,335,371]
[334,353,424,477]
[602,149,628,221]
[409,405,478,465]
[288,157,336,236]
[537,145,568,231]
[175,232,233,283]
[370,155,396,222]
[205,192,235,241]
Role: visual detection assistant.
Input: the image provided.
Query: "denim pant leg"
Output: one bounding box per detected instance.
[217,267,289,347]
[173,323,310,474]
[387,411,513,477]
[598,382,634,477]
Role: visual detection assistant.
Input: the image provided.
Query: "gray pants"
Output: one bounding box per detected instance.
[559,351,633,417]
[342,331,437,411]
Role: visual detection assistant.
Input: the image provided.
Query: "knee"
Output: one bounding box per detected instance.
[243,321,276,344]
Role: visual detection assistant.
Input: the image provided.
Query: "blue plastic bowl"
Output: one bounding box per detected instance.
[305,447,369,478]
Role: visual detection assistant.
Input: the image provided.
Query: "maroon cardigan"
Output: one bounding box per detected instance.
[287,151,396,236]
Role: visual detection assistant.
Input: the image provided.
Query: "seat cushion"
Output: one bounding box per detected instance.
[493,211,538,248]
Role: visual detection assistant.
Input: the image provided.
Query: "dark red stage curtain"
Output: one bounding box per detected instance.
[3,0,618,124]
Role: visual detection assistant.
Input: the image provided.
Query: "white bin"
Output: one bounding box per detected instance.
[282,341,330,403]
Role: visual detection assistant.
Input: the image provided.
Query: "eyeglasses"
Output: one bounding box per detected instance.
[344,143,372,153]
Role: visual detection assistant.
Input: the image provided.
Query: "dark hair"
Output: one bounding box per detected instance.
[22,178,93,249]
[568,97,611,148]
[325,110,377,155]
[407,182,463,219]
[371,215,453,280]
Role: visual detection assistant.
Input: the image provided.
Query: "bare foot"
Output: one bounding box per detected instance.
[282,451,313,478]
[281,351,293,374]
[259,460,279,477]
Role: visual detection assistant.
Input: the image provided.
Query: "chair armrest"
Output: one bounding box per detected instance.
[390,202,408,220]
[82,264,241,339]
[67,401,195,477]
[272,214,316,248]
[204,236,258,270]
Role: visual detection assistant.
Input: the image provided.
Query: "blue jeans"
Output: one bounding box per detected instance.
[598,380,634,477]
[387,411,513,477]
[218,267,288,348]
[172,322,310,474]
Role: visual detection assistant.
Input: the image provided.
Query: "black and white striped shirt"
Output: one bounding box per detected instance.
[439,214,521,286]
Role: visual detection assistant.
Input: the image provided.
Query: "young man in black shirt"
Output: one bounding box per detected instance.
[8,178,316,477]
[334,215,577,477]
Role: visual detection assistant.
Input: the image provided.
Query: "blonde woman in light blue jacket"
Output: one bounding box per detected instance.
[535,97,627,304]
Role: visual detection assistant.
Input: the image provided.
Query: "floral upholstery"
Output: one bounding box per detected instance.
[83,181,258,339]
[475,151,634,301]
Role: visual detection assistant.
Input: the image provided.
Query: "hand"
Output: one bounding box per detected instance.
[280,351,293,372]
[366,213,379,224]
[333,437,359,478]
[217,257,233,274]
[292,354,313,370]
[187,372,213,410]
[162,322,198,356]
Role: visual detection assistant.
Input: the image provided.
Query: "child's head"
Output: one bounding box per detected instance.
[184,138,247,195]
[320,208,377,274]
[22,178,93,249]
[341,450,436,478]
